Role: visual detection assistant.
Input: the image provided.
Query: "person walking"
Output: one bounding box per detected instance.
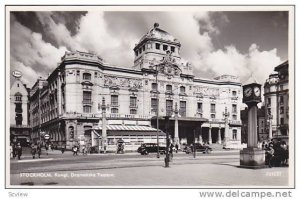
[61,144,66,154]
[37,144,42,158]
[31,143,37,159]
[175,143,179,153]
[72,145,78,156]
[16,142,22,160]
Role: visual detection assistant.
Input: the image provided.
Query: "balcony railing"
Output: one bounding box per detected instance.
[82,100,93,105]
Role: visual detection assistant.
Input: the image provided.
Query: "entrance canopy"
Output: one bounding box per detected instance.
[85,125,166,136]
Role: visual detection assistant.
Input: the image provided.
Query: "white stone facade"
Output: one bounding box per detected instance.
[29,24,243,150]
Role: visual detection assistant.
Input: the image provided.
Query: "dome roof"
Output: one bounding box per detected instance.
[139,23,179,43]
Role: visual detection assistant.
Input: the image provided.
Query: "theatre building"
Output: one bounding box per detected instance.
[30,23,243,151]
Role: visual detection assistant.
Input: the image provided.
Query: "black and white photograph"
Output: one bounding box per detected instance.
[5,5,294,190]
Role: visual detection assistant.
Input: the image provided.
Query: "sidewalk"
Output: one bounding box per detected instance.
[10,161,289,187]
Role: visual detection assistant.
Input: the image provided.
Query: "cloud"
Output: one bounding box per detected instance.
[196,43,282,84]
[10,11,284,88]
[10,15,68,87]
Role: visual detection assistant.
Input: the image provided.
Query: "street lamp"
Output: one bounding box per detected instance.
[164,115,170,167]
[155,64,160,159]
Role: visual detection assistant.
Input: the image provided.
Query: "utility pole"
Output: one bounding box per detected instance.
[164,116,170,167]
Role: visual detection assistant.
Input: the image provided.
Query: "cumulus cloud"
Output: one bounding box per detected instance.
[10,11,285,88]
[10,15,68,87]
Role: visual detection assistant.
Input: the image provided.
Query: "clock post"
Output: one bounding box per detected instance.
[240,77,266,169]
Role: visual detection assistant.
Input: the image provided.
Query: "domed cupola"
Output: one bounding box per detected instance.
[133,23,182,70]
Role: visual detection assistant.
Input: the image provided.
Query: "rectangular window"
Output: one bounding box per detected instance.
[163,45,168,51]
[83,91,92,104]
[171,46,175,53]
[151,98,158,114]
[15,113,22,125]
[142,45,145,51]
[15,103,23,113]
[130,96,137,107]
[130,109,137,115]
[135,50,138,56]
[111,95,118,106]
[83,73,91,81]
[280,96,284,104]
[166,100,173,116]
[155,43,160,50]
[267,108,271,116]
[280,85,283,91]
[232,104,237,113]
[197,102,203,112]
[166,85,172,92]
[111,108,118,113]
[280,118,284,125]
[280,107,284,114]
[94,72,97,78]
[267,98,271,106]
[210,104,216,113]
[15,95,22,101]
[210,114,215,119]
[179,101,186,117]
[180,86,186,94]
[232,114,237,120]
[83,105,91,113]
[232,129,237,140]
[151,83,158,91]
[232,91,237,96]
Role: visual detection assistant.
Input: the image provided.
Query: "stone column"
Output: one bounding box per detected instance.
[268,115,273,140]
[198,127,203,144]
[101,97,107,153]
[248,105,258,148]
[208,126,212,144]
[217,127,222,144]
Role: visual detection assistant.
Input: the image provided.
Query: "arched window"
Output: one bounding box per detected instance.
[180,86,186,94]
[15,92,22,102]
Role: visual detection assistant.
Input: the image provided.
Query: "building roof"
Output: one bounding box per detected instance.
[274,60,288,72]
[139,23,179,44]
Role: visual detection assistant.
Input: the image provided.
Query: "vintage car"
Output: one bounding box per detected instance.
[137,143,166,155]
[183,143,212,154]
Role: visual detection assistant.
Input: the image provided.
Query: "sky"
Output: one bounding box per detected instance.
[9,10,288,88]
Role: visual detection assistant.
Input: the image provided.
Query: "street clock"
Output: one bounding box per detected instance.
[242,83,262,104]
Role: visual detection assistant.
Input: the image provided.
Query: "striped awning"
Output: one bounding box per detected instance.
[87,125,165,136]
[94,125,158,132]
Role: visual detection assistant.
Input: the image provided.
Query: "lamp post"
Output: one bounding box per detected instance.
[164,115,170,167]
[193,129,196,158]
[223,107,230,144]
[155,64,160,159]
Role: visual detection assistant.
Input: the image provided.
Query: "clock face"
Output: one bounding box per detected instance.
[244,87,252,97]
[254,87,261,97]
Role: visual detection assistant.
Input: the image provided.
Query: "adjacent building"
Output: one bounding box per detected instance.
[264,61,289,141]
[28,23,243,150]
[10,73,31,146]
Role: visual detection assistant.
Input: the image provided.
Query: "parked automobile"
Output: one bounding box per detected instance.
[137,143,166,155]
[183,143,212,154]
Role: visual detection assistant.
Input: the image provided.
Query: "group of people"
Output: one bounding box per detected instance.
[10,142,23,160]
[264,139,289,167]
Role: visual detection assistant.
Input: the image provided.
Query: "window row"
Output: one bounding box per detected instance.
[135,43,177,56]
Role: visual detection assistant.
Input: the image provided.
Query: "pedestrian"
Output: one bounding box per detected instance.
[72,145,78,156]
[175,143,179,153]
[16,142,22,160]
[37,144,41,158]
[61,144,66,154]
[82,145,87,155]
[31,143,37,159]
[45,143,49,155]
[12,143,17,158]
